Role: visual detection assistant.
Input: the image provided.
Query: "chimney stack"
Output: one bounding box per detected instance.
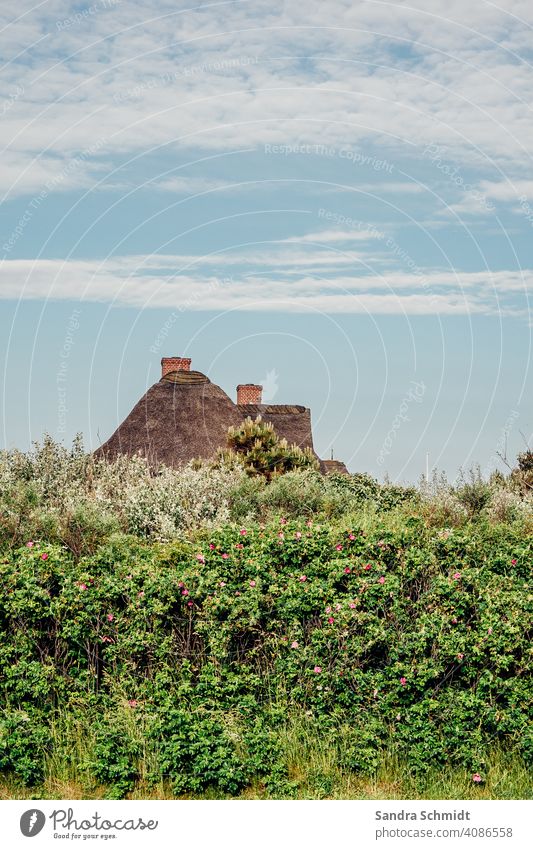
[237,383,263,405]
[161,357,191,378]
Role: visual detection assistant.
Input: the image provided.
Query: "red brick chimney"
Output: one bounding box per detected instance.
[161,357,191,378]
[237,383,263,405]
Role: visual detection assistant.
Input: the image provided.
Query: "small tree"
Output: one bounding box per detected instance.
[220,416,320,481]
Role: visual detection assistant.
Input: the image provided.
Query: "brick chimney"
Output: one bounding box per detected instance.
[237,383,263,405]
[161,357,191,377]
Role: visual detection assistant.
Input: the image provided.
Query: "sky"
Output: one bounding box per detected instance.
[1,0,532,482]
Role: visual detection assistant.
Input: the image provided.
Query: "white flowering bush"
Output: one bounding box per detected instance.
[485,487,533,524]
[1,435,532,552]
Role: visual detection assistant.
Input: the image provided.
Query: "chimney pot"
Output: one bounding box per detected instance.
[161,357,191,378]
[237,383,263,405]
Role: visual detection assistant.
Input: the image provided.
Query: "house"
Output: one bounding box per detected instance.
[97,356,346,471]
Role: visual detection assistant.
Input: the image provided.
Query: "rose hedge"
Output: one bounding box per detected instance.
[0,519,531,796]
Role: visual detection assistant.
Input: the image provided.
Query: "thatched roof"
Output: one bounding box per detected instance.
[322,459,349,475]
[96,371,319,469]
[97,371,243,468]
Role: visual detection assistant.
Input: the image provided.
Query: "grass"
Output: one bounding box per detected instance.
[1,718,530,801]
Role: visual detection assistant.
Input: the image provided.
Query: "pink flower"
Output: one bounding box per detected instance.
[295,532,302,539]
[291,640,299,649]
[299,575,307,582]
[314,666,322,674]
[41,553,49,560]
[187,601,193,607]
[457,653,464,660]
[138,591,145,598]
[219,581,226,587]
[102,636,113,643]
[249,580,256,587]
[26,541,34,548]
[378,576,385,584]
[349,534,355,541]
[453,572,461,580]
[235,543,243,549]
[126,574,132,580]
[178,581,184,587]
[327,617,334,624]
[377,540,386,548]
[306,520,313,527]
[488,627,493,635]
[221,553,229,560]
[240,528,247,536]
[278,532,285,539]
[511,558,517,565]
[106,613,114,622]
[196,554,205,564]
[472,773,482,783]
[452,617,458,624]
[280,517,287,525]
[400,677,407,686]
[349,602,356,609]
[344,567,351,574]
[235,591,241,596]
[335,544,343,551]
[363,563,372,571]
[181,589,189,596]
[128,699,138,708]
[209,543,215,550]
[79,583,87,591]
[325,606,332,614]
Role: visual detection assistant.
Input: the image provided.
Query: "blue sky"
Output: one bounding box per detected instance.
[1,0,532,481]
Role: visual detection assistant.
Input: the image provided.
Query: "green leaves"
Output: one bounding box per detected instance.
[0,517,531,795]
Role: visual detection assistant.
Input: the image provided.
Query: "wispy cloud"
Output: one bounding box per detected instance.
[1,256,530,317]
[2,1,533,200]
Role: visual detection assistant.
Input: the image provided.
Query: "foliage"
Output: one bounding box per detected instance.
[0,516,530,797]
[222,416,320,480]
[0,437,531,798]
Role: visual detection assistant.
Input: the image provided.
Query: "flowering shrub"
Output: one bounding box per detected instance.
[0,518,530,797]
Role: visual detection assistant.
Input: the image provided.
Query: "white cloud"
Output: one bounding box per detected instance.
[1,0,533,200]
[0,255,530,317]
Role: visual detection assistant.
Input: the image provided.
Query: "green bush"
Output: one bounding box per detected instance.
[0,438,531,798]
[0,517,530,797]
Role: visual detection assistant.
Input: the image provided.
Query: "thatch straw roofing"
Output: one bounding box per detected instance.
[322,459,349,475]
[97,370,318,469]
